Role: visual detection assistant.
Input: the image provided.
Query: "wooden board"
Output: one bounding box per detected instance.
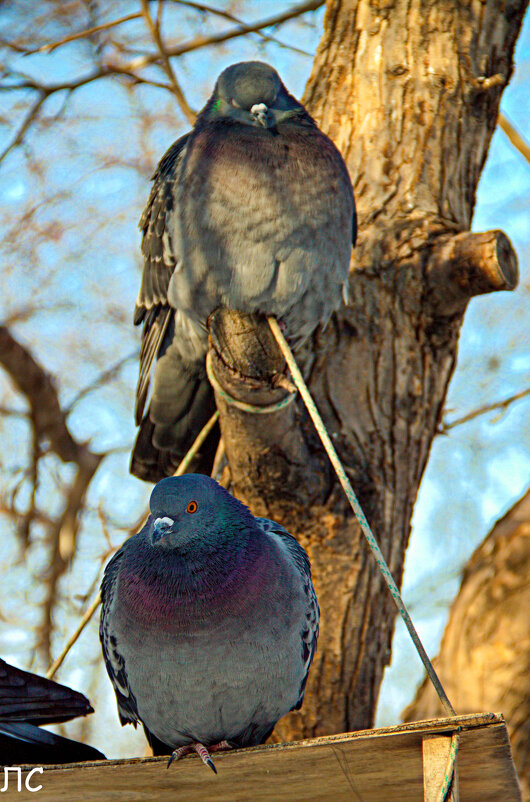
[422,734,459,801]
[9,713,520,801]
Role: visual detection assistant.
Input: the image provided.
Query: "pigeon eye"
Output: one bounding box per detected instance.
[186,501,198,514]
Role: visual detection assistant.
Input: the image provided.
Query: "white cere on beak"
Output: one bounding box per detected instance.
[250,103,269,127]
[154,516,174,527]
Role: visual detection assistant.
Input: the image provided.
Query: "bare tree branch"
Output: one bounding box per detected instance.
[0,406,28,418]
[0,66,169,96]
[0,326,104,662]
[0,326,83,462]
[1,303,75,327]
[140,0,196,124]
[65,351,137,413]
[0,92,46,165]
[0,67,170,157]
[439,387,530,433]
[498,112,530,164]
[34,13,143,54]
[169,0,314,57]
[0,499,55,530]
[18,422,42,547]
[124,0,325,67]
[0,0,323,159]
[38,449,102,662]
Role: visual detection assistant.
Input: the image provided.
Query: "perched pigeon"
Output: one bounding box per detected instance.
[100,474,319,771]
[0,659,106,764]
[131,60,356,481]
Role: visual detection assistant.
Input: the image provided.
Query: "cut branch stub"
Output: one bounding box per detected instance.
[207,308,327,514]
[426,230,518,316]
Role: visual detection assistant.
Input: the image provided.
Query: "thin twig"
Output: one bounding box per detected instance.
[140,0,196,124]
[45,409,220,678]
[35,13,142,54]
[0,0,323,147]
[39,451,103,663]
[0,406,28,418]
[169,0,314,57]
[65,351,138,413]
[124,0,324,67]
[0,67,170,159]
[0,92,46,165]
[46,594,102,680]
[498,112,530,165]
[0,67,170,96]
[439,386,530,433]
[174,410,219,475]
[210,436,225,480]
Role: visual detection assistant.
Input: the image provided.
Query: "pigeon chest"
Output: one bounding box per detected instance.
[168,125,353,332]
[186,126,350,246]
[113,547,309,748]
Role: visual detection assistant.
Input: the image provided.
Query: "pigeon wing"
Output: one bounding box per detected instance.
[99,545,139,727]
[256,517,319,710]
[134,133,190,423]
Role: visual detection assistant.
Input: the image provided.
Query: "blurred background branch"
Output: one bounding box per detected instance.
[0,0,527,768]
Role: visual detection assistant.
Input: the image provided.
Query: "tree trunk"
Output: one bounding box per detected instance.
[207,0,526,740]
[403,491,530,800]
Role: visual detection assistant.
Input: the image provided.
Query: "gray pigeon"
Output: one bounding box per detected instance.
[99,474,319,771]
[131,60,356,481]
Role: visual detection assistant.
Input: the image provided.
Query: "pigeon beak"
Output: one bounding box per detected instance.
[250,103,270,128]
[152,516,175,545]
[256,105,302,129]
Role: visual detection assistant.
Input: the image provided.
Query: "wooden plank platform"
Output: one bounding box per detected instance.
[11,713,520,801]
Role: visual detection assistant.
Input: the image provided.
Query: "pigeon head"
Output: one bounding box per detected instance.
[147,474,255,550]
[200,61,307,130]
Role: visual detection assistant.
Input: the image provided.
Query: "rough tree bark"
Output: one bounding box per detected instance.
[206,0,527,740]
[403,491,530,800]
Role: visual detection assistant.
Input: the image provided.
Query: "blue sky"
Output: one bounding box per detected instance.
[0,1,528,755]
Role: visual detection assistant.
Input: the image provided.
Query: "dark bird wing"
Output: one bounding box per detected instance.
[0,659,93,726]
[0,721,106,765]
[99,545,140,727]
[256,518,319,710]
[134,134,189,424]
[131,133,217,482]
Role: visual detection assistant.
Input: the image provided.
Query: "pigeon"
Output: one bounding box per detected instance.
[0,658,106,764]
[131,60,356,481]
[100,474,319,771]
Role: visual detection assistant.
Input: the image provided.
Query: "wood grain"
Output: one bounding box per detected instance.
[13,714,521,802]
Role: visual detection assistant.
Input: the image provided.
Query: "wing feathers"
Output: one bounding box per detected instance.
[134,134,190,426]
[135,306,172,424]
[255,518,319,710]
[99,547,140,727]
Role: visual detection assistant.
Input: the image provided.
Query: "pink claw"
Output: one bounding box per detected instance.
[167,741,231,773]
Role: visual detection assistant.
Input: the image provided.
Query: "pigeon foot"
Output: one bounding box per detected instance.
[167,740,231,773]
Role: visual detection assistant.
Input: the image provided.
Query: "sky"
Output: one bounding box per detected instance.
[0,1,528,757]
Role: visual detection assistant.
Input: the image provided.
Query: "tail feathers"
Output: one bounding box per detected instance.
[0,721,106,765]
[0,659,93,725]
[130,358,218,483]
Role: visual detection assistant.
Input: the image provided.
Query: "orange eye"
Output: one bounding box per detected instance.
[186,501,198,514]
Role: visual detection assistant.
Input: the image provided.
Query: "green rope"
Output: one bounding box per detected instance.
[437,732,460,802]
[268,316,456,718]
[206,352,296,414]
